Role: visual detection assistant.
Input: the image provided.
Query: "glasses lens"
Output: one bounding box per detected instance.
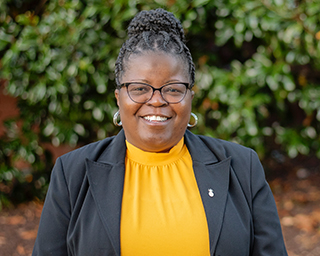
[162,83,187,103]
[127,83,153,103]
[126,83,188,103]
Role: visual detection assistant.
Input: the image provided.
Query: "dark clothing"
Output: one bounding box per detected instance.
[33,130,287,256]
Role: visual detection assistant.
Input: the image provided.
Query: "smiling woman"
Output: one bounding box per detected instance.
[115,53,194,153]
[32,8,288,256]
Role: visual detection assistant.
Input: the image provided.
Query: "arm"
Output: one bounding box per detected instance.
[250,150,288,256]
[32,157,70,256]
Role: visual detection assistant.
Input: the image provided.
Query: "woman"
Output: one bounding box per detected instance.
[33,9,288,256]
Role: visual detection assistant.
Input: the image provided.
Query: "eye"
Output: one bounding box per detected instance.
[128,84,151,94]
[163,84,186,95]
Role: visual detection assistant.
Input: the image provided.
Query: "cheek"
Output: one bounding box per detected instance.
[118,90,131,110]
[117,92,129,118]
[178,98,192,118]
[173,105,192,130]
[118,91,141,120]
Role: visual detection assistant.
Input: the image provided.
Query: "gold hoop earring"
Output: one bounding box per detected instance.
[113,110,122,126]
[188,112,198,128]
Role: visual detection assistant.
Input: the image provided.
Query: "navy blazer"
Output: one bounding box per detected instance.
[33,130,287,256]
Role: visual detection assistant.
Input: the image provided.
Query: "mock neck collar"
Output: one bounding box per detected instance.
[125,138,185,165]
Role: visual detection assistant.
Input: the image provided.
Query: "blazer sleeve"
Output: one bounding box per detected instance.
[250,150,288,256]
[32,157,70,256]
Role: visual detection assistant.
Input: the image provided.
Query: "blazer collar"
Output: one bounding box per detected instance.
[185,130,231,255]
[96,129,127,164]
[86,129,231,256]
[85,130,126,256]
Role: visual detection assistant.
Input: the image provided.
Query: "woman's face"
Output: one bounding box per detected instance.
[115,52,194,153]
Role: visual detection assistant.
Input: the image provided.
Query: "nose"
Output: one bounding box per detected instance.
[147,90,168,106]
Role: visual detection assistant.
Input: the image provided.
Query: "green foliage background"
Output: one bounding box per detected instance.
[1,0,320,207]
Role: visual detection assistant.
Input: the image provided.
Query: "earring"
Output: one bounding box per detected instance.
[188,112,198,128]
[113,110,122,126]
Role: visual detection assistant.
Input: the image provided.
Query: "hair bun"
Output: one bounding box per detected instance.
[127,8,185,41]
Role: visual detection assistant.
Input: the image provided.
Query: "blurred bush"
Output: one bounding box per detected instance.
[0,0,319,207]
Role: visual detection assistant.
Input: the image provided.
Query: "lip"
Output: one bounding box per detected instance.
[141,115,171,124]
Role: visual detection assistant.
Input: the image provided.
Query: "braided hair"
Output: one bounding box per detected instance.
[115,8,195,88]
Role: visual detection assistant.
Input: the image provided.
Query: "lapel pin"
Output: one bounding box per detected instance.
[208,188,214,197]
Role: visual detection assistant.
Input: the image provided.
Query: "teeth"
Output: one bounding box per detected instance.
[143,115,168,122]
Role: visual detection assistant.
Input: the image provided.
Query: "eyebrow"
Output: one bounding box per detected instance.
[125,79,184,84]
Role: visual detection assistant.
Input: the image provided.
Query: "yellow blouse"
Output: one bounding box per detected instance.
[120,138,210,256]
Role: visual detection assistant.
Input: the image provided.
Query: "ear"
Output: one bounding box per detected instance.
[190,90,195,100]
[115,89,120,107]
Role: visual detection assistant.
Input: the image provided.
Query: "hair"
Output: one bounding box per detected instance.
[115,8,195,88]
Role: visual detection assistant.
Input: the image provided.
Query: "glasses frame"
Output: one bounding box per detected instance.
[119,82,190,104]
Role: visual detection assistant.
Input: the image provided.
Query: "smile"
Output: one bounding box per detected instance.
[143,115,168,122]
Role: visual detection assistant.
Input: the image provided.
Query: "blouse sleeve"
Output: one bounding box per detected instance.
[32,157,70,256]
[250,150,288,256]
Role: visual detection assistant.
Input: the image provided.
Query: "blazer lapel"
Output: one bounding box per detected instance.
[86,130,127,256]
[185,130,231,255]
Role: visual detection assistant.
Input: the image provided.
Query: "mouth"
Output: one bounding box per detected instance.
[142,115,170,122]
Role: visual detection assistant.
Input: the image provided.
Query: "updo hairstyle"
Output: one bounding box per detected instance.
[115,8,195,88]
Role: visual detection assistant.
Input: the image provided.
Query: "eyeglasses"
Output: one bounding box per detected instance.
[119,82,190,104]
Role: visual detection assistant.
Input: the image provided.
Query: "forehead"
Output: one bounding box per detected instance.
[122,52,189,82]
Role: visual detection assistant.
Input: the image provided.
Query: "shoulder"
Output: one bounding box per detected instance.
[191,132,255,159]
[59,135,115,163]
[198,134,249,151]
[186,131,262,177]
[191,133,266,199]
[55,129,126,175]
[198,134,260,166]
[50,134,121,197]
[53,135,118,181]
